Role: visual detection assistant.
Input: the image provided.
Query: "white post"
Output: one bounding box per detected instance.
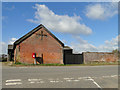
[34,58,36,65]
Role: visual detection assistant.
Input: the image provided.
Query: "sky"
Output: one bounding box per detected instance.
[1,2,118,54]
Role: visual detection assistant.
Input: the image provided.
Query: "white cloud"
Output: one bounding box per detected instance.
[71,35,119,53]
[98,35,119,51]
[0,38,17,54]
[8,38,17,44]
[85,2,118,20]
[27,4,92,35]
[71,36,97,53]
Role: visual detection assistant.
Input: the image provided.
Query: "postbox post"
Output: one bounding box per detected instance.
[32,53,36,65]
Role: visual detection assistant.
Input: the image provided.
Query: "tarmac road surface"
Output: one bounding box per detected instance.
[1,65,119,89]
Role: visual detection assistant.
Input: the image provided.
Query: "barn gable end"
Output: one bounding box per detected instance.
[13,24,64,64]
[14,24,64,48]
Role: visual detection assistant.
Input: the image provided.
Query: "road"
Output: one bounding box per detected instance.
[2,65,118,89]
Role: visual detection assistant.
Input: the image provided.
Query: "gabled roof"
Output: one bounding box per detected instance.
[13,24,64,49]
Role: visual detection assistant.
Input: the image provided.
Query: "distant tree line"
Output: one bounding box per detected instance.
[112,49,119,54]
[112,49,120,58]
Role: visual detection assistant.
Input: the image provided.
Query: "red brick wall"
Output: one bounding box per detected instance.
[83,52,118,64]
[14,27,63,64]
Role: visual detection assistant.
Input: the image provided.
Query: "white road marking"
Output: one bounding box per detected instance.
[6,79,21,82]
[50,81,55,83]
[78,77,88,79]
[5,82,22,86]
[28,79,44,84]
[5,79,22,86]
[73,80,80,82]
[78,75,118,80]
[50,80,63,83]
[64,78,74,80]
[66,80,72,82]
[111,75,117,77]
[28,79,42,81]
[66,79,80,82]
[102,75,118,78]
[102,76,111,78]
[30,82,35,84]
[50,81,58,83]
[37,81,45,83]
[86,77,101,89]
[4,74,118,86]
[49,78,63,83]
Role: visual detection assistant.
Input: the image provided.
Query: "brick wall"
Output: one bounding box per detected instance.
[14,27,63,64]
[83,52,118,64]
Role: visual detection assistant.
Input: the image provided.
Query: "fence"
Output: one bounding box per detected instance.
[64,54,83,64]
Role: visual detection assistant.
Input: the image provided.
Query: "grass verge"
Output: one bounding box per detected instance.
[2,61,119,67]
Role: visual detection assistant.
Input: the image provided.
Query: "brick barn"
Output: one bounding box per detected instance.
[12,24,65,64]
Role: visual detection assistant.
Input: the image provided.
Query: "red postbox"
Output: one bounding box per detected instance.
[32,53,36,58]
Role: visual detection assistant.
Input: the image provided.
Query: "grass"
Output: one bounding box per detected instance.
[4,62,65,66]
[2,61,119,67]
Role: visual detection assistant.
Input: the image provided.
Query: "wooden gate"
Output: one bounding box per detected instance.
[64,54,83,64]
